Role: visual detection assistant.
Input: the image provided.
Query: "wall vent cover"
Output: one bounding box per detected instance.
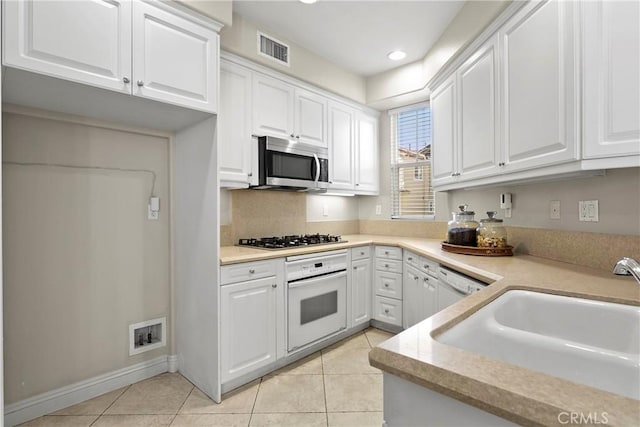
[257,31,290,66]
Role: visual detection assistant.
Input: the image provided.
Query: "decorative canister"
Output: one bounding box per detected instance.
[446,204,479,246]
[476,211,508,248]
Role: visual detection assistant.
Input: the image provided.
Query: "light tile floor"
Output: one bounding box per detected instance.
[21,328,394,427]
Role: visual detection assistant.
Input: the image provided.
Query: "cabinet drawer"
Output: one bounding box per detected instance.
[375,245,402,260]
[351,246,371,261]
[375,271,403,299]
[404,251,438,278]
[375,258,403,274]
[374,295,403,327]
[221,260,278,285]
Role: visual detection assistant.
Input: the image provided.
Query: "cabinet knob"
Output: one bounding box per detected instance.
[296,135,300,139]
[408,257,413,261]
[424,277,429,282]
[424,265,430,269]
[248,172,253,177]
[384,309,390,314]
[499,162,505,166]
[123,77,130,84]
[384,283,389,288]
[271,284,277,288]
[137,80,144,87]
[414,276,419,281]
[249,269,255,274]
[384,251,389,255]
[353,266,357,270]
[290,133,295,138]
[360,252,365,256]
[356,183,360,186]
[384,263,389,268]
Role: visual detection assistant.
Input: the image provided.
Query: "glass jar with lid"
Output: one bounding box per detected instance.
[476,211,508,248]
[446,204,479,246]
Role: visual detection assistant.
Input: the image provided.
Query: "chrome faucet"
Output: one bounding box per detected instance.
[613,257,640,284]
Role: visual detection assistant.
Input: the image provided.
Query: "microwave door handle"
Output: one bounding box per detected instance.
[313,154,320,183]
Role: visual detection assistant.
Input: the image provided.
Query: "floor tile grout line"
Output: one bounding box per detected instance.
[320,347,329,427]
[170,384,196,425]
[88,383,131,425]
[248,375,264,425]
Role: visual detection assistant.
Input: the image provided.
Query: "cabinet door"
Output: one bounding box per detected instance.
[403,265,423,329]
[458,35,500,181]
[221,277,279,383]
[431,76,457,186]
[328,102,356,190]
[352,258,372,327]
[252,73,295,138]
[500,0,578,171]
[355,113,379,194]
[3,0,131,94]
[219,61,252,187]
[583,0,640,159]
[295,88,328,147]
[133,1,218,113]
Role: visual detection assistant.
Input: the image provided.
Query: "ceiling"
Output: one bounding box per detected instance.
[232,0,465,77]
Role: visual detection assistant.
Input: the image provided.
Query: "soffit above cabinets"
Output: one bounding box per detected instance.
[232,0,465,77]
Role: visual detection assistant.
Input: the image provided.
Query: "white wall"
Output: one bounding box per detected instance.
[306,194,359,222]
[446,168,640,235]
[220,13,367,104]
[175,0,232,26]
[2,111,171,404]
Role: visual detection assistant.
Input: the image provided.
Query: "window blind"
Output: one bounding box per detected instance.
[390,104,435,218]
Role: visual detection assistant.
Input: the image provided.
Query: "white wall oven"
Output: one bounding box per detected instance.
[286,250,347,352]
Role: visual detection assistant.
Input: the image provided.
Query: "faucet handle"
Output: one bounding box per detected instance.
[613,257,640,284]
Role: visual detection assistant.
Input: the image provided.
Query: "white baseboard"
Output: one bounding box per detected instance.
[4,354,177,427]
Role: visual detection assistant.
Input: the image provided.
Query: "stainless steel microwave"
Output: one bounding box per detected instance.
[250,136,329,192]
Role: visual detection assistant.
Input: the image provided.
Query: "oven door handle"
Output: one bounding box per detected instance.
[288,270,347,289]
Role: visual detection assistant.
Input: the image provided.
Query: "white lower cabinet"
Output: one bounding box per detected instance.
[220,273,283,383]
[403,252,439,329]
[373,246,403,327]
[351,247,372,327]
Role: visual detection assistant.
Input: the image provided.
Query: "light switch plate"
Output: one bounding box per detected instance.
[579,200,599,222]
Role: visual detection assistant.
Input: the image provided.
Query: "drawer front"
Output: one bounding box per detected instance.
[375,258,403,274]
[351,246,371,261]
[404,251,420,269]
[375,245,402,260]
[374,295,403,326]
[221,260,278,285]
[420,256,439,278]
[375,271,403,299]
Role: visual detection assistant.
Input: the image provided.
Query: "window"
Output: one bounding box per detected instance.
[390,104,434,218]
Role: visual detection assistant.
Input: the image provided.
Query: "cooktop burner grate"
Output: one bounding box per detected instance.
[237,234,344,250]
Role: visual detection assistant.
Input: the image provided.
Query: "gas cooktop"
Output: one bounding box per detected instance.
[237,234,345,250]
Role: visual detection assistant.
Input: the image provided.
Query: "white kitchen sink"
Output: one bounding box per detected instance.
[436,290,640,400]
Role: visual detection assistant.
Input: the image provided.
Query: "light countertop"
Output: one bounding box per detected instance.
[220,234,640,426]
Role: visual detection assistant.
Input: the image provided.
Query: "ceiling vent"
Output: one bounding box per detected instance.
[257,31,290,66]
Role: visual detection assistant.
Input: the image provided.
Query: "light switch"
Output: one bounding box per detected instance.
[375,205,382,215]
[322,205,329,217]
[549,200,560,219]
[579,200,599,222]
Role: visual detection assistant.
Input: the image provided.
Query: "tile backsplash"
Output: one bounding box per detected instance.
[221,191,639,272]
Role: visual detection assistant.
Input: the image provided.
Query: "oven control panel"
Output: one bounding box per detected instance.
[286,250,348,282]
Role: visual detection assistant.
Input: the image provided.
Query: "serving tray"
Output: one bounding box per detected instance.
[441,242,514,257]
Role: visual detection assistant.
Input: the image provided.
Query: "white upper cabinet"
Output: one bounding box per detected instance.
[295,88,328,146]
[133,1,218,113]
[431,76,457,187]
[355,113,379,194]
[458,34,500,181]
[252,73,295,138]
[328,101,355,190]
[3,0,132,94]
[219,60,252,187]
[3,0,219,114]
[583,0,640,161]
[500,0,578,171]
[253,73,327,147]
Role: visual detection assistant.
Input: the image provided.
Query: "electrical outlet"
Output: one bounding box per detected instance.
[375,205,382,215]
[322,205,329,217]
[579,200,599,222]
[549,200,560,219]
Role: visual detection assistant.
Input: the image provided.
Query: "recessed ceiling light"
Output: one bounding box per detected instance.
[299,0,317,4]
[387,50,407,61]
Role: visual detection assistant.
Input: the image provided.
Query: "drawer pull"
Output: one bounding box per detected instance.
[414,276,419,281]
[424,264,430,269]
[385,263,389,268]
[408,256,413,261]
[384,309,390,314]
[424,277,429,282]
[384,251,389,255]
[360,251,365,255]
[384,283,389,288]
[249,269,255,274]
[272,284,277,288]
